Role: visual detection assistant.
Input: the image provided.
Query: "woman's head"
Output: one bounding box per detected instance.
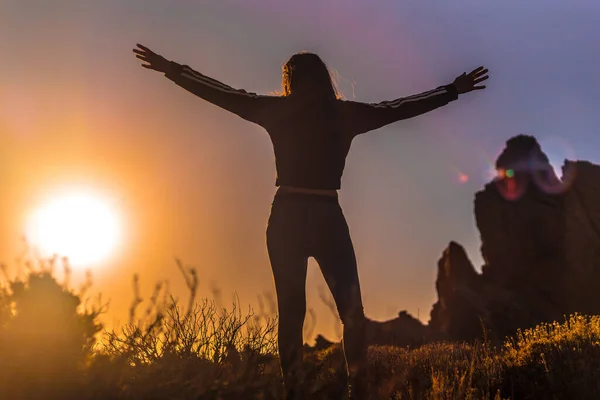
[282,52,339,100]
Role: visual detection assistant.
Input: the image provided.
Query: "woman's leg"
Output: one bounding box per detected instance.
[313,204,368,399]
[266,199,309,399]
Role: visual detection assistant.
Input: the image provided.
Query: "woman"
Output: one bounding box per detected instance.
[133,44,488,399]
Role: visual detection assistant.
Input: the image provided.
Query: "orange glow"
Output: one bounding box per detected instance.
[25,188,124,268]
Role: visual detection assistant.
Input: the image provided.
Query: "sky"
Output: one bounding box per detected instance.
[1,0,600,341]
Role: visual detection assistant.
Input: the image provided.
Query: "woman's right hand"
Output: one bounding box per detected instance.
[133,43,171,73]
[452,66,489,94]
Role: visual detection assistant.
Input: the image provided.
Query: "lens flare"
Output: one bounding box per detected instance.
[495,174,529,201]
[531,136,577,194]
[478,136,579,200]
[468,143,502,184]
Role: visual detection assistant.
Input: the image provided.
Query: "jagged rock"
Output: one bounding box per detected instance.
[429,242,533,342]
[563,160,600,314]
[313,334,334,351]
[365,311,427,347]
[303,334,337,354]
[430,135,600,343]
[304,136,600,347]
[429,242,489,342]
[304,312,428,352]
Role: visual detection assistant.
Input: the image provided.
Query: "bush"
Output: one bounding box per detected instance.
[0,270,102,398]
[502,314,600,399]
[94,295,280,399]
[3,258,600,399]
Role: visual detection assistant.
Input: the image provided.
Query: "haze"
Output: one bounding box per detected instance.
[1,0,599,340]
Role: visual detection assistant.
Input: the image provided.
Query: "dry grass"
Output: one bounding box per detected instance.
[1,258,600,399]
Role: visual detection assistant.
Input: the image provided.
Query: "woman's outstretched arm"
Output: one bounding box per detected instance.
[342,66,489,136]
[133,44,276,127]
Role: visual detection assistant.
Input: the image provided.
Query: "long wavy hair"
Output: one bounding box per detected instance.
[281,52,340,101]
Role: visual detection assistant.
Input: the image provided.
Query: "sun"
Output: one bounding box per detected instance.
[25,189,124,267]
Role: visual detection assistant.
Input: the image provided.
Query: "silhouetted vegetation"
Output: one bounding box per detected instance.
[2,258,600,399]
[0,258,103,399]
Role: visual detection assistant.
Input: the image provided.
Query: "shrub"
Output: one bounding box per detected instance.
[501,314,600,399]
[0,270,102,398]
[3,257,600,399]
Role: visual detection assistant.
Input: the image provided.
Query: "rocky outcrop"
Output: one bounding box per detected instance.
[563,160,600,315]
[365,311,428,347]
[429,242,537,343]
[429,135,600,343]
[304,334,335,353]
[307,135,600,348]
[304,313,428,352]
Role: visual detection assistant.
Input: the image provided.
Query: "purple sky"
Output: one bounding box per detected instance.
[1,0,599,340]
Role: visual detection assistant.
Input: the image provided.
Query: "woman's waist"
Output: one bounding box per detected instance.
[278,185,338,197]
[274,186,339,204]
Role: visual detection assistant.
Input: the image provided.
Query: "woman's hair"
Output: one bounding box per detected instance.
[281,52,339,100]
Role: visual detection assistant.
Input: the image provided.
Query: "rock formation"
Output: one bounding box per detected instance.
[307,135,600,348]
[365,311,428,347]
[304,313,428,352]
[430,135,600,343]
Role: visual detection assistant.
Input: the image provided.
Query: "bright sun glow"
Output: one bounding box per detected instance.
[25,190,123,267]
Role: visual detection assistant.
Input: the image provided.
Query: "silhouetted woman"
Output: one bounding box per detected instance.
[133,43,488,400]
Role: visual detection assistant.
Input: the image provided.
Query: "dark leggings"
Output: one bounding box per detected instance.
[266,189,368,399]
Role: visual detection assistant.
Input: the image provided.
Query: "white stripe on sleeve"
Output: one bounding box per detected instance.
[372,87,447,109]
[180,71,261,98]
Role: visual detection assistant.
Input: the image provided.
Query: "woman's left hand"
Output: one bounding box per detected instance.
[453,66,489,94]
